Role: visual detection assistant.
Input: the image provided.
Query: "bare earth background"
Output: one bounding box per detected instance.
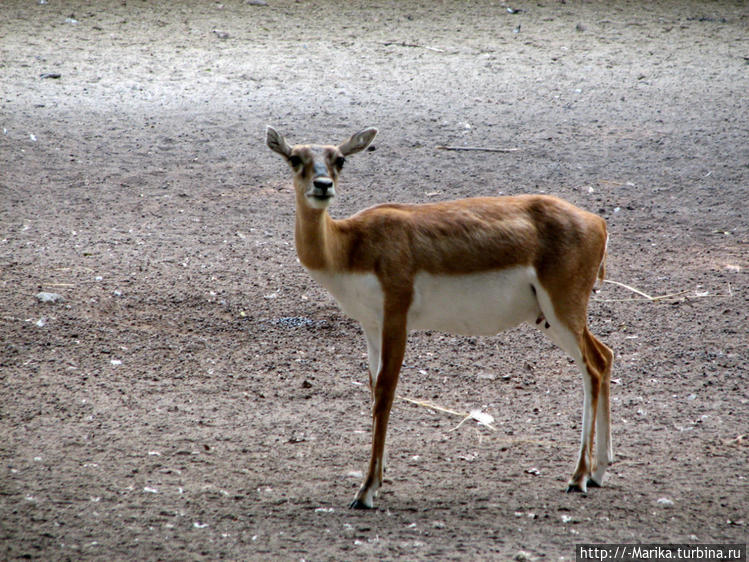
[1,1,747,560]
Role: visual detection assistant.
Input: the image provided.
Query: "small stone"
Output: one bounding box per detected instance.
[35,292,63,303]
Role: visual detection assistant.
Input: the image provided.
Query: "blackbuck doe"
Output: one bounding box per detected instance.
[266,126,614,509]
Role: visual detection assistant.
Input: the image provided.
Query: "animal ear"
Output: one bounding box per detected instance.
[338,127,377,156]
[266,126,292,158]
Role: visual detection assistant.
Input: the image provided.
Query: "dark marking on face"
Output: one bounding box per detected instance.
[312,160,327,178]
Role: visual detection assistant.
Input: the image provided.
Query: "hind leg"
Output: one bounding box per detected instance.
[546,325,613,492]
[585,329,614,487]
[566,351,600,493]
[533,288,612,492]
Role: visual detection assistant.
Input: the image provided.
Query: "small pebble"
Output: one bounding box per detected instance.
[36,292,63,303]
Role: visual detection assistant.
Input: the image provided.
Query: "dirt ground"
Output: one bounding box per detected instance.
[1,0,747,559]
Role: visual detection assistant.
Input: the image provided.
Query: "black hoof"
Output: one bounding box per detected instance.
[587,478,602,488]
[349,499,373,510]
[566,483,587,494]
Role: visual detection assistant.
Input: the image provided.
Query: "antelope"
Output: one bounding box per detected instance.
[266,126,614,509]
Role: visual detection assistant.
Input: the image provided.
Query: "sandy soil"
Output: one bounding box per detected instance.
[1,0,747,559]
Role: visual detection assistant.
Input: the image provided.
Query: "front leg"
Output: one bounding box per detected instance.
[351,305,408,509]
[362,324,382,393]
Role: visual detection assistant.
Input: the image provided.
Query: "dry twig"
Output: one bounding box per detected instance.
[398,396,557,442]
[596,279,730,303]
[398,396,497,432]
[398,395,464,417]
[436,145,520,153]
[382,41,445,52]
[723,434,746,447]
[602,279,655,300]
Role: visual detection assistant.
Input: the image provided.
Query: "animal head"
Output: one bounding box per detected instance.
[266,126,377,210]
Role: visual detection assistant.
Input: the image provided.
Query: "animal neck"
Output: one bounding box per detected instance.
[294,192,336,271]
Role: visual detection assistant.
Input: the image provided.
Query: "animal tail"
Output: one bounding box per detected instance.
[595,233,609,292]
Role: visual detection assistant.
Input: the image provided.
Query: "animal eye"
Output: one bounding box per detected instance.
[335,156,345,170]
[289,155,303,169]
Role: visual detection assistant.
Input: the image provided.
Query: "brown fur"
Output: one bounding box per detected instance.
[300,195,608,320]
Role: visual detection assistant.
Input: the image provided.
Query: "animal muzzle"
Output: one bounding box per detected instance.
[311,177,335,199]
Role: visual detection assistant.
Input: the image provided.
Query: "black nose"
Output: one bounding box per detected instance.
[313,178,333,191]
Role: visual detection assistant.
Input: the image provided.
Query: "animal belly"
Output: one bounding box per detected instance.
[408,268,539,336]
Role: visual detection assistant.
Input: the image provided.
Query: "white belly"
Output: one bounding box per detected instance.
[306,266,540,337]
[408,267,540,335]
